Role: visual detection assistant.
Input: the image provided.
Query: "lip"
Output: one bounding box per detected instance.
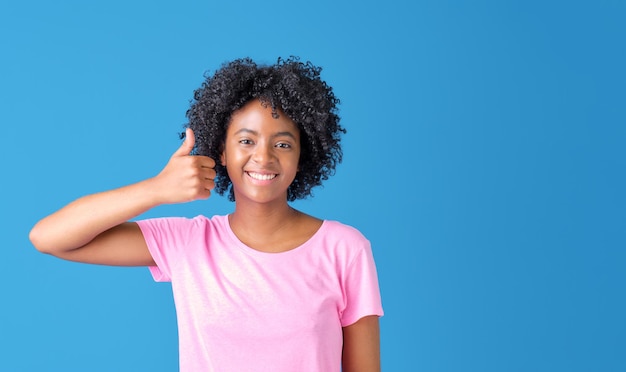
[245,171,279,182]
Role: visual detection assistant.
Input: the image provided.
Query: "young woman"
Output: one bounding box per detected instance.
[30,57,384,371]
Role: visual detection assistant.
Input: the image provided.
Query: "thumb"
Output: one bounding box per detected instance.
[172,128,195,157]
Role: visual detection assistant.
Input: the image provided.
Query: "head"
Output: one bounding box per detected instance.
[185,56,345,201]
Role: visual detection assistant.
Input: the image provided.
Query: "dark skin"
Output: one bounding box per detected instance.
[221,99,322,253]
[29,99,380,371]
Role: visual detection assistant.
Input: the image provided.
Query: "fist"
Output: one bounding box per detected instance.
[154,128,217,204]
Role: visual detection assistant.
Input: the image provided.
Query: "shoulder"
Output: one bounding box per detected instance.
[136,214,224,236]
[313,220,372,264]
[136,215,228,256]
[322,220,370,244]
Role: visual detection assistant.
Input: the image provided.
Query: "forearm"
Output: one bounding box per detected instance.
[31,129,215,257]
[30,178,162,254]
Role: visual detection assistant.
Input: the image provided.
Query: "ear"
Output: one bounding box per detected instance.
[220,146,226,166]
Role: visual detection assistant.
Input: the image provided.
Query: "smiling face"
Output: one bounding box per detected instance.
[221,99,301,206]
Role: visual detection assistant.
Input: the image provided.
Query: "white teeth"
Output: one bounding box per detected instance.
[247,172,277,181]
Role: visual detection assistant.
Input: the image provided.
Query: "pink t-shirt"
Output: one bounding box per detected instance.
[137,214,383,372]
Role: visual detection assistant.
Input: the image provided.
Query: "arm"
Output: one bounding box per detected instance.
[29,128,215,266]
[342,315,381,372]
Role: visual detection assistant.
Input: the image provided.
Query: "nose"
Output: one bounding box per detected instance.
[252,142,275,165]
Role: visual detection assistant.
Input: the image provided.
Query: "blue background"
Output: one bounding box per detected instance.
[1,0,624,371]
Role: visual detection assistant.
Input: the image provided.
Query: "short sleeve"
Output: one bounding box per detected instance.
[340,242,384,327]
[136,217,194,282]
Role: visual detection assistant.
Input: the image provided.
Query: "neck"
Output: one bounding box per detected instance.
[229,199,299,236]
[227,197,321,253]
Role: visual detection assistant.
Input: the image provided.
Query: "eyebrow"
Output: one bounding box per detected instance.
[233,128,297,140]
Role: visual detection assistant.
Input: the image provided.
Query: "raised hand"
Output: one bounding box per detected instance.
[153,128,217,204]
[29,127,216,263]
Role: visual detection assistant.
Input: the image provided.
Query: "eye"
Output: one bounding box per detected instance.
[276,142,292,149]
[239,139,253,145]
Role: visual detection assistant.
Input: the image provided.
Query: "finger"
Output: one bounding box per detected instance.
[198,156,216,169]
[172,128,195,157]
[201,167,217,181]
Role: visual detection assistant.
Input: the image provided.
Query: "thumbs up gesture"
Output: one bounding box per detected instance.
[152,128,216,204]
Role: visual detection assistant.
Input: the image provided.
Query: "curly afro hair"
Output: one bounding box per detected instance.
[184,56,346,202]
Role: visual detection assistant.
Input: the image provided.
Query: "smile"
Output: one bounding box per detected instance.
[246,172,278,181]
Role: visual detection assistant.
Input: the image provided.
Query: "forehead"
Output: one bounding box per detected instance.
[228,99,299,135]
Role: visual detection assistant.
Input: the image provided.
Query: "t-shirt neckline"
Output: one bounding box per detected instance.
[221,214,327,257]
